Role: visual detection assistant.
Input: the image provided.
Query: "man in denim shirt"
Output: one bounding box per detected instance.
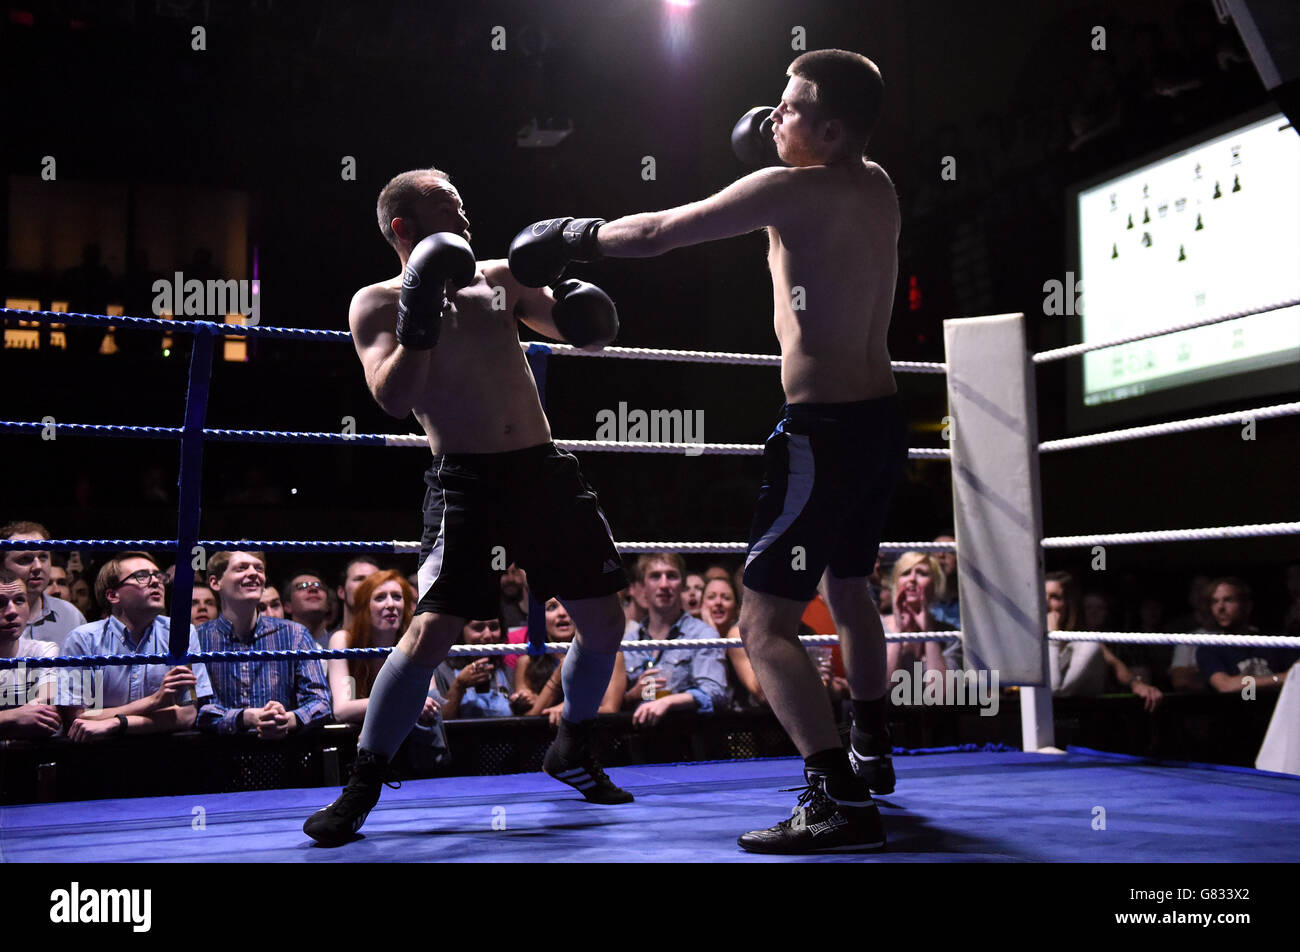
[622,554,728,726]
[59,551,214,740]
[196,551,331,738]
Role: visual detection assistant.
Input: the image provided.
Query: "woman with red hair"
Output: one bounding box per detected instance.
[328,570,446,768]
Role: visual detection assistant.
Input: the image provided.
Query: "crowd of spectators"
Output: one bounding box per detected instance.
[2,519,1297,759]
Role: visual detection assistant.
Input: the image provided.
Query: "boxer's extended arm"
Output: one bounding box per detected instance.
[349,285,427,418]
[597,167,799,258]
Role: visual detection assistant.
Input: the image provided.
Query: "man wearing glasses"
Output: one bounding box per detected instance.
[59,551,214,740]
[284,571,332,649]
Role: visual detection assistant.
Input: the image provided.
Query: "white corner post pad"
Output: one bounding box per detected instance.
[943,312,1054,751]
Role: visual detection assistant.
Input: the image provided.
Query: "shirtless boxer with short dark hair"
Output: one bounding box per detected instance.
[509,49,903,853]
[304,168,633,847]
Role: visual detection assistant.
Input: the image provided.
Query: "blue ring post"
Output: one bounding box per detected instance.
[524,343,551,656]
[168,327,215,664]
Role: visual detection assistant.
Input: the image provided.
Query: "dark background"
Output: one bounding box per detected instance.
[2,0,1296,623]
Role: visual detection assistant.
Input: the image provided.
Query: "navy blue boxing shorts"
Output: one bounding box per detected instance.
[743,395,908,602]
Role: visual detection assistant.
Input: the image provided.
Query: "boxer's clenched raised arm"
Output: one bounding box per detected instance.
[348,284,424,418]
[598,166,800,258]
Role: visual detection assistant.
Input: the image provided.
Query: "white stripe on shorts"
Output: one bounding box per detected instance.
[745,432,815,570]
[416,458,448,601]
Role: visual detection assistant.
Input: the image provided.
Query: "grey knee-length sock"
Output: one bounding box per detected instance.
[358,649,437,760]
[561,637,618,723]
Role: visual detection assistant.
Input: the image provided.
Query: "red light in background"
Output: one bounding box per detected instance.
[10,10,35,26]
[907,275,922,311]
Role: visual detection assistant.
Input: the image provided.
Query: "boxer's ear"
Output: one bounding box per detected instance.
[393,214,423,244]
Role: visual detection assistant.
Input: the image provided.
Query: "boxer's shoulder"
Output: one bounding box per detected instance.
[477,258,513,291]
[348,280,399,335]
[479,257,546,320]
[352,278,400,311]
[774,161,893,213]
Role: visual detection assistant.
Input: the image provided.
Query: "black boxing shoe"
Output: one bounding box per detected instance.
[737,768,885,854]
[303,747,392,846]
[848,724,896,795]
[543,718,634,805]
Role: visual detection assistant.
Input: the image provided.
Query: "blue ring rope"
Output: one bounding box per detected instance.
[0,647,397,669]
[0,420,397,446]
[0,539,408,550]
[1,307,351,341]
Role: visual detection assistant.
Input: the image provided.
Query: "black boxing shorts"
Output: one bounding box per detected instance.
[415,442,628,620]
[743,395,908,602]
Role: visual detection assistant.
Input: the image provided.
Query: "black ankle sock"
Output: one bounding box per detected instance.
[804,747,850,778]
[851,696,889,736]
[555,717,592,754]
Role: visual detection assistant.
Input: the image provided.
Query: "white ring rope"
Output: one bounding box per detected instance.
[611,540,957,554]
[1032,296,1300,364]
[554,439,950,460]
[1042,522,1300,548]
[558,439,757,455]
[446,633,961,656]
[382,434,950,460]
[367,540,956,555]
[529,340,947,374]
[1049,631,1300,648]
[443,630,1299,657]
[372,540,956,555]
[1039,401,1300,453]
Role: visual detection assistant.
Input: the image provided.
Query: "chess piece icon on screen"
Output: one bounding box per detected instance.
[1142,232,1152,248]
[1178,245,1186,261]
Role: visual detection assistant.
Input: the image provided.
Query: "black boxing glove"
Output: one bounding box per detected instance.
[552,279,618,349]
[508,217,604,289]
[396,232,476,350]
[731,106,780,168]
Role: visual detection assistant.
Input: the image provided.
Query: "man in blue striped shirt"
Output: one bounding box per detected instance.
[196,551,331,737]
